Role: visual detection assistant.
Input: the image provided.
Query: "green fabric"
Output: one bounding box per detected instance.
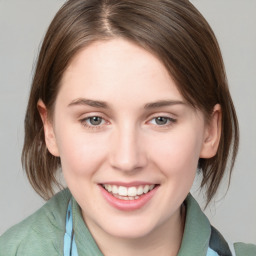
[0,189,255,255]
[234,242,256,256]
[72,199,103,255]
[0,189,70,256]
[177,195,211,255]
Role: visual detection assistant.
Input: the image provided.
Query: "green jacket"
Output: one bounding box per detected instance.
[0,189,255,255]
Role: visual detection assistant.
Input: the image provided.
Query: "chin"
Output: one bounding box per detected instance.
[97,215,160,240]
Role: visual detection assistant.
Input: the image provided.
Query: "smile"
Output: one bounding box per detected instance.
[99,183,160,211]
[101,184,157,200]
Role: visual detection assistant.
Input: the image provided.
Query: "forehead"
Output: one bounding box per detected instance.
[58,38,183,106]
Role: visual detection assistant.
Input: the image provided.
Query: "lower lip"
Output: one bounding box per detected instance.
[99,185,159,211]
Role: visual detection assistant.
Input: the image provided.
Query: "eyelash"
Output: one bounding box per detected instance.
[79,115,177,130]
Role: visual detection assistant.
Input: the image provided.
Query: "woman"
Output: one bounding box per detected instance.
[0,0,255,255]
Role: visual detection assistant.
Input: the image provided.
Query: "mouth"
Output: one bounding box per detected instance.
[101,184,159,201]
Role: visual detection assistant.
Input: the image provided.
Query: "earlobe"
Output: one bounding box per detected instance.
[37,99,60,157]
[200,104,222,159]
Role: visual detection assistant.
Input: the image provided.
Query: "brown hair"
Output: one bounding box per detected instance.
[22,0,239,205]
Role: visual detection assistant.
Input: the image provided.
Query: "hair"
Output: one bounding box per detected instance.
[22,0,239,206]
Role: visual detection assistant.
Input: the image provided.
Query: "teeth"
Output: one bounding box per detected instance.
[118,186,127,196]
[113,194,140,200]
[127,187,137,196]
[103,184,156,198]
[143,185,149,194]
[112,185,118,194]
[106,184,112,192]
[149,185,154,191]
[137,186,144,195]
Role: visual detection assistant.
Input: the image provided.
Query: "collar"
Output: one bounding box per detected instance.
[72,193,211,256]
[178,194,211,255]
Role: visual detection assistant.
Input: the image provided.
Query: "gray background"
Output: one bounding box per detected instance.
[0,0,255,243]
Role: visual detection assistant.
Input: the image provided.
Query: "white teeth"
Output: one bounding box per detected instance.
[113,194,140,200]
[106,185,112,192]
[127,187,137,196]
[149,185,154,191]
[137,186,144,195]
[103,184,156,199]
[112,185,118,194]
[143,185,150,194]
[118,186,128,196]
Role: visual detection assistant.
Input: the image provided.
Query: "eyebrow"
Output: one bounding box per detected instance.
[68,98,185,109]
[144,100,185,109]
[68,98,109,108]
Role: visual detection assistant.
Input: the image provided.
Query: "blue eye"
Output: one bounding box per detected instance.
[150,116,176,126]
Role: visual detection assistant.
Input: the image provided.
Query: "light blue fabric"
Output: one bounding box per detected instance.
[71,236,78,256]
[206,247,219,256]
[64,200,79,256]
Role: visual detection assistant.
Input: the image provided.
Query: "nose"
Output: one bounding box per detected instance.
[109,126,148,173]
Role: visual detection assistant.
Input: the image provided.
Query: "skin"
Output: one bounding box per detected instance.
[38,38,221,256]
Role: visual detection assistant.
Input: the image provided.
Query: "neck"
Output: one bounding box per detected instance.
[84,204,186,256]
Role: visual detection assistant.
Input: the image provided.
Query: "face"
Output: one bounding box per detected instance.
[40,38,219,241]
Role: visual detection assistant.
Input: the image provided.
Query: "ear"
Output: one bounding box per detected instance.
[37,99,60,157]
[200,104,222,158]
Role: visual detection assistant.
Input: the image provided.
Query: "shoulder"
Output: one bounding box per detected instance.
[0,189,71,256]
[234,242,256,256]
[185,194,256,256]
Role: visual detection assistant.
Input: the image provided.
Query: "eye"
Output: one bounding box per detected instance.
[149,116,176,126]
[87,116,104,126]
[154,117,169,125]
[80,116,106,128]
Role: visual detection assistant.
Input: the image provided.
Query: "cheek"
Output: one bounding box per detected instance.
[55,126,108,176]
[147,128,203,177]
